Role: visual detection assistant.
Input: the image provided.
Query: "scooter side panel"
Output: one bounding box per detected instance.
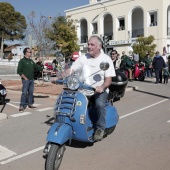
[105,105,119,128]
[71,92,94,142]
[46,122,72,145]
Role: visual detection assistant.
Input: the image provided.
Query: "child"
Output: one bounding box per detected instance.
[163,63,170,84]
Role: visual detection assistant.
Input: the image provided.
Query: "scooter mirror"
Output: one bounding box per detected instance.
[100,61,109,71]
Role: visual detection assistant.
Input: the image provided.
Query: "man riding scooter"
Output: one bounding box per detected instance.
[57,35,116,141]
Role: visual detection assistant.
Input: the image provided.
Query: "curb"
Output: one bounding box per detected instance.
[6,89,58,99]
[6,86,137,98]
[125,86,138,92]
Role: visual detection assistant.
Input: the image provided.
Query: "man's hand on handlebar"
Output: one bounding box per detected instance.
[95,86,104,93]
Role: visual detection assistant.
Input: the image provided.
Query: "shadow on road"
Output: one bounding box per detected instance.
[66,139,94,148]
[44,116,55,126]
[34,95,49,98]
[134,89,170,99]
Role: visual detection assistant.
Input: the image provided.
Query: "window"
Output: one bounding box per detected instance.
[92,22,98,34]
[149,11,157,26]
[118,18,125,31]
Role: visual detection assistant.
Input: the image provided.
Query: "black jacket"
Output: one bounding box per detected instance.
[152,56,165,69]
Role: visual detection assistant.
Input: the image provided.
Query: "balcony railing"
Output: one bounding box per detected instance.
[132,29,144,38]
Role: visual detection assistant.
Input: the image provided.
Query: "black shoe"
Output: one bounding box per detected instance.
[155,82,158,84]
[28,105,37,108]
[19,106,24,112]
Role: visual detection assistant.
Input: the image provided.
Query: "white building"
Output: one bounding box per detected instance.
[65,0,170,56]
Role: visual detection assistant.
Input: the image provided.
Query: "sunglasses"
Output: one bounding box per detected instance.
[27,51,32,53]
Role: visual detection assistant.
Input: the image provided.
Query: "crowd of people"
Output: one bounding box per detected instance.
[109,49,170,84]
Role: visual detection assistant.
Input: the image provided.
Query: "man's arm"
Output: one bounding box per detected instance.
[17,60,28,80]
[96,77,112,93]
[51,67,74,83]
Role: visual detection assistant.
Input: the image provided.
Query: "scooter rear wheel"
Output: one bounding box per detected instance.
[46,144,65,170]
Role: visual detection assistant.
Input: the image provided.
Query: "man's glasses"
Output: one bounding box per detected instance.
[27,51,32,53]
[112,53,116,55]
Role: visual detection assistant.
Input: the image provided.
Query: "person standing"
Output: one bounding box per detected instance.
[121,51,127,61]
[163,63,169,84]
[143,53,153,78]
[152,51,165,84]
[57,35,116,141]
[162,50,167,63]
[17,47,51,112]
[110,50,121,70]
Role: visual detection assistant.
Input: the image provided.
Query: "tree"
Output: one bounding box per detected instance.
[132,35,157,59]
[27,11,55,58]
[0,2,26,58]
[45,16,80,60]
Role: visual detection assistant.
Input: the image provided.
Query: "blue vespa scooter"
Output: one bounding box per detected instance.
[44,62,120,170]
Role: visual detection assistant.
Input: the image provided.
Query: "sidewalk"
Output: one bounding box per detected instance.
[1,79,135,96]
[0,79,135,121]
[1,80,64,98]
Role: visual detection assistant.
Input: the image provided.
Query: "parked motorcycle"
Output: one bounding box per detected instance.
[121,62,145,81]
[133,62,145,81]
[0,81,7,104]
[44,62,120,170]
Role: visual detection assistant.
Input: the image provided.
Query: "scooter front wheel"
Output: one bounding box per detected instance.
[46,144,65,170]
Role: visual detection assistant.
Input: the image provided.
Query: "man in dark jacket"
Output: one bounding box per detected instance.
[152,51,165,84]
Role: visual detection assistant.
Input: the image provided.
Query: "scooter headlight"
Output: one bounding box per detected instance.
[0,89,6,95]
[66,76,80,90]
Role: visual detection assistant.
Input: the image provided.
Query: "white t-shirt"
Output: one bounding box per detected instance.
[162,55,167,63]
[71,52,116,89]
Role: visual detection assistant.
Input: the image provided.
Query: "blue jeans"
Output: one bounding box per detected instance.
[146,68,153,77]
[93,91,108,130]
[20,80,34,107]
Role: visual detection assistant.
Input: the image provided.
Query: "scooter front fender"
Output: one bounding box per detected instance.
[46,122,72,145]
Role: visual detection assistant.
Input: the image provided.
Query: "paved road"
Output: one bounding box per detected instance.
[0,78,170,170]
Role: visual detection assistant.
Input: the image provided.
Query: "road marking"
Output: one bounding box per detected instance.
[0,146,44,165]
[7,103,41,110]
[167,120,170,123]
[9,101,20,104]
[10,112,32,117]
[36,107,53,112]
[6,103,19,109]
[0,75,18,76]
[1,99,169,165]
[120,99,169,119]
[0,145,17,161]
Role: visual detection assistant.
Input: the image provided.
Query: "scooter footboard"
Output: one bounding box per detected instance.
[46,122,72,145]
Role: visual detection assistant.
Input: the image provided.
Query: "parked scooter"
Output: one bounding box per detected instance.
[0,81,7,104]
[44,62,119,170]
[121,62,145,81]
[133,62,145,80]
